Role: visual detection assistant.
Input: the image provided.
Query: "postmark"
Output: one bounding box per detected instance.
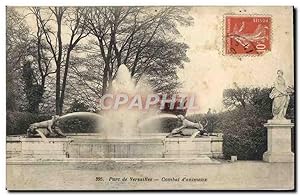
[225,15,271,55]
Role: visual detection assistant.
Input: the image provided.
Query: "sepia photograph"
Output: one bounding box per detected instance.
[6,5,295,191]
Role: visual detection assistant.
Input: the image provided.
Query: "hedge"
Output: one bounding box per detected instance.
[6,111,98,135]
[7,111,51,135]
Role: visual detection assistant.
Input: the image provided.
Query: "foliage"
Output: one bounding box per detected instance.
[6,8,32,111]
[22,61,44,113]
[219,107,267,160]
[159,118,181,133]
[220,87,295,160]
[7,8,56,113]
[176,87,295,160]
[58,118,98,133]
[67,99,90,113]
[186,111,221,134]
[6,111,98,135]
[223,83,261,109]
[6,111,51,135]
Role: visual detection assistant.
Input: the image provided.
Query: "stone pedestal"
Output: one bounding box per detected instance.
[263,119,294,162]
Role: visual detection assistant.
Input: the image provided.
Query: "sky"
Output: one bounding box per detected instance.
[177,6,294,113]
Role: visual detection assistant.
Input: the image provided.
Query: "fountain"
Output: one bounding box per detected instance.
[7,64,223,162]
[99,64,160,138]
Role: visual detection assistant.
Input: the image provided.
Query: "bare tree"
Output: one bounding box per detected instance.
[83,7,193,95]
[9,6,192,114]
[31,7,89,114]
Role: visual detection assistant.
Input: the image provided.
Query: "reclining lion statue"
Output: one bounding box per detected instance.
[166,115,208,138]
[27,115,65,142]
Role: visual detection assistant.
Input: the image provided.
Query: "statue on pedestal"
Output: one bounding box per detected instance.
[269,70,294,120]
[263,70,294,162]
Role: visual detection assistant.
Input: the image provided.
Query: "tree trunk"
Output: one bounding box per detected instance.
[58,47,72,114]
[102,62,109,95]
[131,51,140,77]
[55,9,63,115]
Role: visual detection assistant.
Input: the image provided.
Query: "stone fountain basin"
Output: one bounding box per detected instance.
[6,132,223,159]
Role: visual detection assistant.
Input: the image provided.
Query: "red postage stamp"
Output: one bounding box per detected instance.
[225,15,271,55]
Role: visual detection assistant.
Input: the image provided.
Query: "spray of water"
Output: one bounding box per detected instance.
[137,113,177,129]
[100,64,159,138]
[57,66,179,138]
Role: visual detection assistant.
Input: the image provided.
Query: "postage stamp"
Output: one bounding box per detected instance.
[225,15,271,55]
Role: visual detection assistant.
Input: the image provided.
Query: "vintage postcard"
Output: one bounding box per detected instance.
[6,6,295,190]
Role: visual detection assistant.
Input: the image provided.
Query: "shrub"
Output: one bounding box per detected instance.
[67,99,90,113]
[6,111,99,135]
[219,107,267,160]
[188,113,221,133]
[58,117,98,133]
[159,118,181,133]
[219,87,294,160]
[6,111,51,135]
[219,87,268,160]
